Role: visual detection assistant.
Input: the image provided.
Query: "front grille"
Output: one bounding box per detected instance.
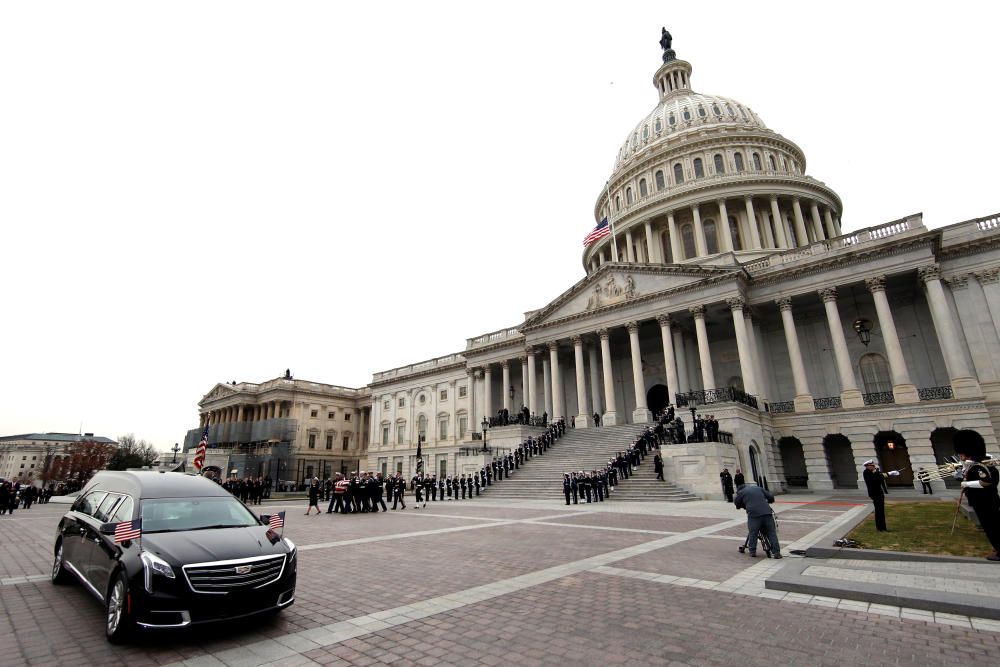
[182,554,286,594]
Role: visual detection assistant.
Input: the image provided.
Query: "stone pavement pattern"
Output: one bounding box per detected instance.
[0,495,996,666]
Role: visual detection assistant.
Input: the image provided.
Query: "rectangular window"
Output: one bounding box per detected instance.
[383,400,390,410]
[344,413,351,422]
[398,398,405,408]
[310,410,318,418]
[382,427,389,446]
[328,411,335,419]
[308,434,316,449]
[459,417,468,438]
[397,424,405,444]
[440,389,448,401]
[458,385,467,398]
[342,437,349,450]
[326,435,333,450]
[439,419,448,440]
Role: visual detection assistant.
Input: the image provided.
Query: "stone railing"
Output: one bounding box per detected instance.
[466,327,523,349]
[918,385,954,401]
[372,353,466,382]
[675,386,758,409]
[814,396,842,410]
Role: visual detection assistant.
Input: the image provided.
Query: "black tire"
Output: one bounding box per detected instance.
[51,540,71,585]
[105,570,134,643]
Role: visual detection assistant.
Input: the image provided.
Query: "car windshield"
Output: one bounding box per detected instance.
[140,496,260,533]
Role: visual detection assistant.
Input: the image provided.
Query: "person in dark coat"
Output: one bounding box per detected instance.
[305,478,321,515]
[653,453,664,481]
[953,430,1000,560]
[734,469,746,489]
[392,474,406,510]
[734,483,781,558]
[720,468,735,502]
[863,459,899,531]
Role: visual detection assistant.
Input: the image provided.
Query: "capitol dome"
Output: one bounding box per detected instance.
[583,42,843,273]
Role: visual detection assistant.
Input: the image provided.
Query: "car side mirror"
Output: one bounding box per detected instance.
[100,523,117,535]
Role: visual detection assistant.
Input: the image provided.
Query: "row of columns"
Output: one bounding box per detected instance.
[201,401,283,426]
[592,194,841,272]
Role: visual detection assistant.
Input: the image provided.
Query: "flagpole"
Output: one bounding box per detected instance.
[605,179,619,262]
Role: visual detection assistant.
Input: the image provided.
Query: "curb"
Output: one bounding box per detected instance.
[805,546,988,564]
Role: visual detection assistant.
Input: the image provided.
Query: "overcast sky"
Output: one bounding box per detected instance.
[2,2,998,450]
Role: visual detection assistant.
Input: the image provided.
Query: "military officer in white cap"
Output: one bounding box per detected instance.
[863,459,899,531]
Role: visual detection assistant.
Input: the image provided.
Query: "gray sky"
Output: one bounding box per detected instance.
[2,2,998,450]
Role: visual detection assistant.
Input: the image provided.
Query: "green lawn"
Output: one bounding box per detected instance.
[847,500,995,558]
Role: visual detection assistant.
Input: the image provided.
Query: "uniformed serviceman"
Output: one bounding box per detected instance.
[953,430,1000,560]
[563,473,572,505]
[862,459,899,531]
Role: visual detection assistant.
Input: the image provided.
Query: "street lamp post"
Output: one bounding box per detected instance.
[690,406,697,443]
[171,443,180,464]
[481,417,489,453]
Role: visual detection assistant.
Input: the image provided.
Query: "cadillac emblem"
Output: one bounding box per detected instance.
[235,565,252,574]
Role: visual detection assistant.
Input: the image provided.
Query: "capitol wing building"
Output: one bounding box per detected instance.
[191,42,1000,496]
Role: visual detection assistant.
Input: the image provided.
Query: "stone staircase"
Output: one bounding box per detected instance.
[481,424,698,502]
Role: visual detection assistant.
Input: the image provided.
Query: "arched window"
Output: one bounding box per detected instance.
[859,353,892,394]
[713,154,725,174]
[639,178,648,198]
[768,155,777,171]
[668,113,676,126]
[655,170,665,191]
[704,218,719,254]
[673,163,684,184]
[697,105,706,118]
[693,158,704,178]
[734,152,745,172]
[683,108,691,121]
[417,414,427,440]
[642,125,649,140]
[681,223,696,258]
[615,196,621,212]
[712,104,722,116]
[752,153,762,170]
[626,187,633,205]
[655,118,662,133]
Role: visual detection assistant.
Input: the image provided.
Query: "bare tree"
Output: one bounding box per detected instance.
[107,433,158,470]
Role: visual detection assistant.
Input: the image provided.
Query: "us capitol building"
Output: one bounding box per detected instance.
[187,35,1000,495]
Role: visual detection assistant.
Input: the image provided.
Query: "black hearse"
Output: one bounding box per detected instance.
[52,471,296,642]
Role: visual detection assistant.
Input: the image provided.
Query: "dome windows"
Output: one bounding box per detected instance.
[697,105,706,118]
[626,187,633,205]
[712,104,722,116]
[631,133,638,149]
[752,153,762,170]
[642,125,649,141]
[639,178,648,198]
[726,103,735,116]
[673,163,684,184]
[655,170,665,191]
[654,118,662,134]
[668,113,676,126]
[734,152,745,172]
[713,154,725,174]
[693,158,705,178]
[768,154,777,171]
[615,196,621,212]
[682,108,691,121]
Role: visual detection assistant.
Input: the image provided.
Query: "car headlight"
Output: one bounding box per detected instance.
[284,538,296,562]
[140,551,175,593]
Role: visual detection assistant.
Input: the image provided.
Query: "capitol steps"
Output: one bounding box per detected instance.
[480,424,699,502]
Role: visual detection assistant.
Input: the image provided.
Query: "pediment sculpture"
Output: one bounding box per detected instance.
[586,274,639,311]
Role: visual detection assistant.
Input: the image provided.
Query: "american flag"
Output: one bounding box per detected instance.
[193,426,208,471]
[583,217,611,246]
[268,511,285,531]
[114,518,142,543]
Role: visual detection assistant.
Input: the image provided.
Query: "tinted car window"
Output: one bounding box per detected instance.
[75,491,108,517]
[110,496,134,524]
[94,493,121,522]
[141,497,259,533]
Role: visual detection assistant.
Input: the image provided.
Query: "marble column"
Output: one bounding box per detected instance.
[572,336,591,428]
[810,202,825,241]
[657,314,680,404]
[776,298,815,412]
[727,297,758,397]
[469,368,480,427]
[823,208,837,239]
[673,329,690,393]
[770,196,789,248]
[625,231,636,263]
[866,275,919,403]
[791,197,809,246]
[919,265,982,398]
[599,328,619,425]
[745,309,769,402]
[743,196,763,249]
[501,360,511,413]
[237,405,244,422]
[526,348,538,417]
[717,199,734,252]
[626,322,652,422]
[977,268,1000,343]
[818,287,864,408]
[520,356,529,414]
[667,212,682,261]
[484,365,493,421]
[644,221,659,262]
[542,357,552,419]
[588,341,602,416]
[548,341,565,421]
[692,205,708,256]
[689,306,716,392]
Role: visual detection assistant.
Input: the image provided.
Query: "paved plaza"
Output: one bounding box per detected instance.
[0,495,997,666]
